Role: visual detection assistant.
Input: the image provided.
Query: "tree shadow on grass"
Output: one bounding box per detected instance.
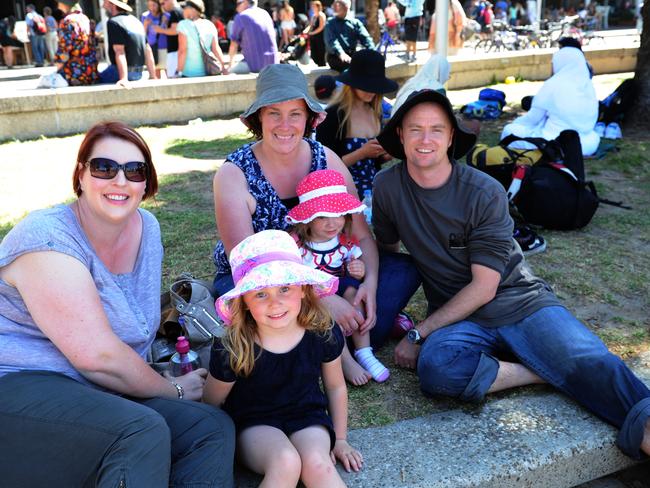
[165,135,254,160]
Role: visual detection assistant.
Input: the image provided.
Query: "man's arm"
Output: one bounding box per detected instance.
[394,263,500,369]
[226,39,238,69]
[357,20,375,49]
[324,21,344,55]
[153,21,178,35]
[144,43,157,79]
[112,44,129,84]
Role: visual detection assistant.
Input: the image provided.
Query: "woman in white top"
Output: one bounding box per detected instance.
[501,47,600,156]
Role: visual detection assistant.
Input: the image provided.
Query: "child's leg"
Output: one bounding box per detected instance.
[290,426,346,488]
[348,287,389,383]
[340,287,372,386]
[237,425,301,488]
[352,331,390,382]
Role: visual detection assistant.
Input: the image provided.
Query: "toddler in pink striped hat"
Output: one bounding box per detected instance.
[286,169,390,385]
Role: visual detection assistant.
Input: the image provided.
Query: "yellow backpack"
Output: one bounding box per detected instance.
[466,143,544,188]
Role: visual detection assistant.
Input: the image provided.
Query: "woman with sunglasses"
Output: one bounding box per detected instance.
[0,121,235,487]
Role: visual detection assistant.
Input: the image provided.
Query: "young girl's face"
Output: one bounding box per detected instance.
[353,88,377,104]
[308,216,346,242]
[243,285,304,331]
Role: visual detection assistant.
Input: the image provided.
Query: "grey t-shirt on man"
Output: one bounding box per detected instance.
[373,161,560,328]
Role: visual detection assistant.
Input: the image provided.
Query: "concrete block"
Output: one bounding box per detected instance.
[233,363,650,488]
[0,46,638,142]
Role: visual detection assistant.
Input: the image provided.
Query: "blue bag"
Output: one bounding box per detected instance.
[478,88,506,108]
[461,100,503,120]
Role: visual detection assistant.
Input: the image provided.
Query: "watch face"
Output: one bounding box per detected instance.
[407,329,420,344]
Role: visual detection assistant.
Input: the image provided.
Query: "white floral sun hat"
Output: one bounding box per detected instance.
[216,230,338,325]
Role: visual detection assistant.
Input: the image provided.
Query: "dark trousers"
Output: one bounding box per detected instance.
[0,371,236,487]
[326,52,350,72]
[215,251,421,349]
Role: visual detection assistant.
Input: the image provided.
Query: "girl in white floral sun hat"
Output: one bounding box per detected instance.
[205,230,363,485]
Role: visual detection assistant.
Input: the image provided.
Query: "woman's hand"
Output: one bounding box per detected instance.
[352,281,376,334]
[322,294,363,335]
[346,258,365,280]
[361,139,389,159]
[166,368,208,401]
[331,439,363,472]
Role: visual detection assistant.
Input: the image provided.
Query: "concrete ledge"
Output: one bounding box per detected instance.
[234,360,650,487]
[0,45,637,142]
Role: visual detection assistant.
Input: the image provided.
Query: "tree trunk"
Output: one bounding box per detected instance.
[366,0,380,43]
[630,1,649,129]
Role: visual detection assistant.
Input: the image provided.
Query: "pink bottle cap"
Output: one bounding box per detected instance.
[175,336,191,354]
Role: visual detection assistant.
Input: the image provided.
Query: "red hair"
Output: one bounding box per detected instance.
[72,121,158,199]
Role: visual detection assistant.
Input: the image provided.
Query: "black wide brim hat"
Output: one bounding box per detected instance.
[377,89,476,160]
[336,49,398,95]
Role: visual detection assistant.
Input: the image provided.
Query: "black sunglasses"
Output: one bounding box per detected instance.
[86,158,148,182]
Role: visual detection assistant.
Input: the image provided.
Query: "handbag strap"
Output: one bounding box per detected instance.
[191,19,212,56]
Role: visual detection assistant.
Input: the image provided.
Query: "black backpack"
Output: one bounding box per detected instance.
[495,131,628,230]
[598,79,638,125]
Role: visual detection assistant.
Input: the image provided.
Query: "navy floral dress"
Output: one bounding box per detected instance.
[213,138,328,275]
[344,137,376,198]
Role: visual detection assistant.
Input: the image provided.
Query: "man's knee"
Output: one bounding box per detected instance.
[417,344,475,397]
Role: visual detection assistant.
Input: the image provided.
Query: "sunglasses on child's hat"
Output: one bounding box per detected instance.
[85,157,148,182]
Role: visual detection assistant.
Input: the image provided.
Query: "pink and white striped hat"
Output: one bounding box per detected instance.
[285,170,366,225]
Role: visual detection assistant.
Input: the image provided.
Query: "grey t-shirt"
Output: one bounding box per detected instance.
[0,205,163,386]
[373,161,560,327]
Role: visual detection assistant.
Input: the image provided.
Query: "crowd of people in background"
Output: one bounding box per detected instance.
[0,0,638,82]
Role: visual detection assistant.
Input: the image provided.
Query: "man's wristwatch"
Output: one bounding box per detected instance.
[407,328,425,345]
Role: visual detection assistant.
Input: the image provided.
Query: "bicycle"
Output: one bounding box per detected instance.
[375,26,397,57]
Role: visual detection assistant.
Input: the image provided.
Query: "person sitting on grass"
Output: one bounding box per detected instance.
[287,170,390,385]
[374,88,650,462]
[204,230,363,487]
[0,120,234,487]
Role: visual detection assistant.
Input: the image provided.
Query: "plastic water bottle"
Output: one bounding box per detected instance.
[362,190,372,225]
[169,335,201,376]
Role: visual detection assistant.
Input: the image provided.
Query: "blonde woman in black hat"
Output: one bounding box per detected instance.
[316,49,398,199]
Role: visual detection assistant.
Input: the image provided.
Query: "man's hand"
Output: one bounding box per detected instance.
[339,52,351,64]
[346,258,365,280]
[394,336,420,370]
[116,78,132,89]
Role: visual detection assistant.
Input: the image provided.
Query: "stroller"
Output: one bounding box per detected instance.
[280,33,310,65]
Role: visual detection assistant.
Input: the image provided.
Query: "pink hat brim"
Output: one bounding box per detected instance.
[216,260,338,325]
[286,194,366,225]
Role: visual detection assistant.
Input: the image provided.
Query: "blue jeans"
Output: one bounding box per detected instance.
[417,306,650,459]
[0,371,236,487]
[214,251,421,349]
[30,34,45,65]
[98,64,144,84]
